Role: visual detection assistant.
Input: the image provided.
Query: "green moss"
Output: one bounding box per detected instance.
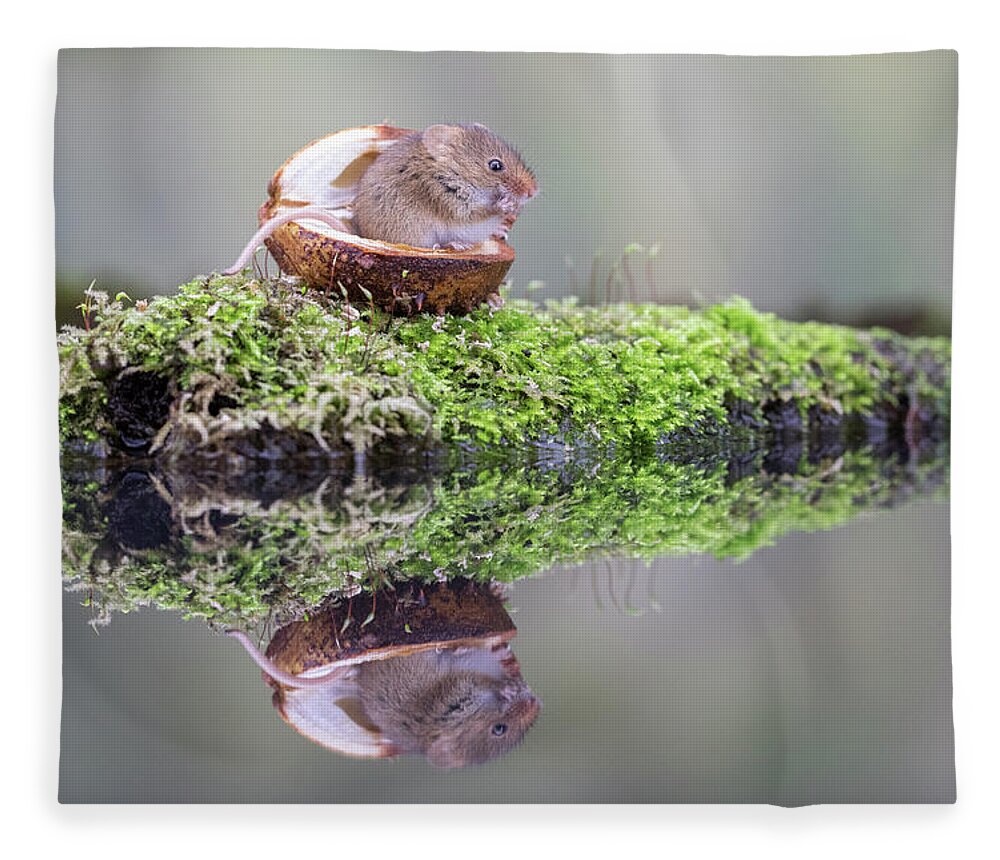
[57,275,949,455]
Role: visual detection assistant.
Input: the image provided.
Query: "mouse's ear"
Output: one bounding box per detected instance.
[423,124,462,157]
[426,737,466,769]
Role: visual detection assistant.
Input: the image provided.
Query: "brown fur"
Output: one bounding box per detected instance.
[352,124,538,249]
[357,650,541,768]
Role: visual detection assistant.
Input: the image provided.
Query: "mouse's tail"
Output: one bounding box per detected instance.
[226,629,352,688]
[222,208,350,276]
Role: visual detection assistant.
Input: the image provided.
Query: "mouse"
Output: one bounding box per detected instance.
[227,630,541,768]
[355,648,542,769]
[351,123,539,250]
[221,123,537,275]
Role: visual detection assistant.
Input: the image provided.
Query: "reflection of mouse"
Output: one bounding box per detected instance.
[227,630,541,768]
[356,649,542,769]
[352,123,538,250]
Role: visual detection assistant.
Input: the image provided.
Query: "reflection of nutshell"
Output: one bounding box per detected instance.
[232,581,535,763]
[258,125,516,315]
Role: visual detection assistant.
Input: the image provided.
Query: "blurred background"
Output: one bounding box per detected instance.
[56,51,955,803]
[54,49,956,334]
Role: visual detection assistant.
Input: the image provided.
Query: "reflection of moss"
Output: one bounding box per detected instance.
[62,445,948,627]
[57,275,950,455]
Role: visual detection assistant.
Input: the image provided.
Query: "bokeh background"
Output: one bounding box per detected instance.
[56,50,955,803]
[55,49,955,333]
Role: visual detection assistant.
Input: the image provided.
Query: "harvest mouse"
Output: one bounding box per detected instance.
[356,648,542,769]
[222,123,537,274]
[227,631,541,768]
[352,123,539,249]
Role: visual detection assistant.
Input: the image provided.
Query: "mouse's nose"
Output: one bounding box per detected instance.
[510,694,542,723]
[509,174,539,201]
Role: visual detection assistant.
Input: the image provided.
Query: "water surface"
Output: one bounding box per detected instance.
[59,443,952,804]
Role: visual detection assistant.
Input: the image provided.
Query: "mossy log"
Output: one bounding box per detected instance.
[59,273,950,627]
[58,274,950,459]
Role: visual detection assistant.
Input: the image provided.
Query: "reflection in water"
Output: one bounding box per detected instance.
[227,581,540,768]
[61,421,948,630]
[59,418,949,794]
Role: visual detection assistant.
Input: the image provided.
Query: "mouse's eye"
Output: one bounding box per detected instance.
[491,723,508,737]
[488,159,504,172]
